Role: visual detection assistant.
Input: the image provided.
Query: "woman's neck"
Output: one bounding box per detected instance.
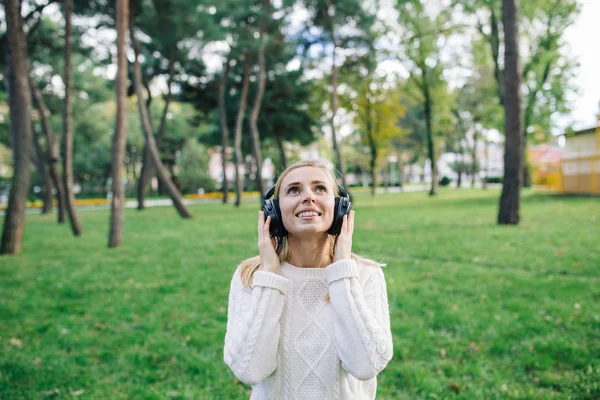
[287,234,331,268]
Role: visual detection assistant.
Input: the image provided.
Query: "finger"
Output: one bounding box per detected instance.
[340,214,348,235]
[348,210,355,235]
[264,216,271,234]
[258,211,265,239]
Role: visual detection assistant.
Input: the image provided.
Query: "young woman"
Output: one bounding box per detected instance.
[224,160,393,399]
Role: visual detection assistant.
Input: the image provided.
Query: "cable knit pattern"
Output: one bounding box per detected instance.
[223,259,393,399]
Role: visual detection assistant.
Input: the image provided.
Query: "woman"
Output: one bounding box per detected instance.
[224,160,393,399]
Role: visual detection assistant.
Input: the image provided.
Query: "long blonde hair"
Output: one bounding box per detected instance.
[239,159,383,288]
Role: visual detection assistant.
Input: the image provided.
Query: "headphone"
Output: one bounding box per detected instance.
[262,185,352,238]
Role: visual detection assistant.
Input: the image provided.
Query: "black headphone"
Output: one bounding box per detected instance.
[262,185,352,237]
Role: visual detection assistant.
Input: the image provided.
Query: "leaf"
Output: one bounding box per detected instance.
[42,388,60,397]
[449,382,461,393]
[69,388,84,396]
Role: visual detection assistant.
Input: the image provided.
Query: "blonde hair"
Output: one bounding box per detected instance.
[239,159,384,289]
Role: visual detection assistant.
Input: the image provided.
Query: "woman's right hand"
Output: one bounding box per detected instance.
[258,211,280,273]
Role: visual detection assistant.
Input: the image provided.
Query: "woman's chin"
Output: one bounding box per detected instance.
[287,225,329,238]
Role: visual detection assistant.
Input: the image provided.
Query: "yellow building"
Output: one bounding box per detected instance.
[561,123,600,195]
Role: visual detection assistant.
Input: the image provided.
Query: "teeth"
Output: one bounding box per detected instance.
[297,211,319,218]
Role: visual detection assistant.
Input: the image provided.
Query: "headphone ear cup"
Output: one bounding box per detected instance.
[327,196,351,235]
[263,198,287,237]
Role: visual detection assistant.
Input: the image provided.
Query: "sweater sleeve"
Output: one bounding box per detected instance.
[325,259,393,381]
[223,267,290,386]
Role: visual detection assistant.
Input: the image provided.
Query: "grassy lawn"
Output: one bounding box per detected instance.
[1,189,599,399]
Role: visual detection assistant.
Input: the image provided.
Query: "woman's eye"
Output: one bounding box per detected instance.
[287,187,299,194]
[316,185,327,192]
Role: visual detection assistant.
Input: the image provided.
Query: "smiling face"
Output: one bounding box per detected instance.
[277,166,336,238]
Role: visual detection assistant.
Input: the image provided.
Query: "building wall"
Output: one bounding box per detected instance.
[563,134,598,159]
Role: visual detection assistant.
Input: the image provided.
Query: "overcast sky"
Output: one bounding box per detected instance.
[564,0,600,130]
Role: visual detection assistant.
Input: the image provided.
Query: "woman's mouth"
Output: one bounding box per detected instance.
[296,211,321,219]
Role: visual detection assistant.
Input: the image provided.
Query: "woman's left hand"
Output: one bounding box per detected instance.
[333,210,355,262]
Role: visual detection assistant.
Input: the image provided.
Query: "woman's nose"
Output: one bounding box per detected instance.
[302,190,316,203]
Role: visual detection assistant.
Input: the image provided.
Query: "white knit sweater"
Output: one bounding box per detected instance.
[223,258,393,400]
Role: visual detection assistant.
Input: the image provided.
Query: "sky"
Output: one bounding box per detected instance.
[563,0,600,130]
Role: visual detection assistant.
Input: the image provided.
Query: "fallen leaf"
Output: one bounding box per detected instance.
[9,338,23,348]
[69,388,84,396]
[42,388,60,397]
[449,382,460,393]
[554,247,568,256]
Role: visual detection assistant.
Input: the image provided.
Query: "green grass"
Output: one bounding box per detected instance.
[1,189,599,399]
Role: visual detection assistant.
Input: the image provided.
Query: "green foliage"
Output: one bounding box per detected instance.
[439,175,452,186]
[1,191,599,398]
[176,139,216,194]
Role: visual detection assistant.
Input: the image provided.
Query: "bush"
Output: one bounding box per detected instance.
[439,176,452,186]
[177,140,217,194]
[486,176,502,184]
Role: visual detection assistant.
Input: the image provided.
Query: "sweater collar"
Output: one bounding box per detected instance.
[279,262,327,279]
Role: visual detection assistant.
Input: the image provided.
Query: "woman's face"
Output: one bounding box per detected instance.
[278,166,336,238]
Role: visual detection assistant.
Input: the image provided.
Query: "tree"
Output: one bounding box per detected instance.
[30,77,66,222]
[299,0,375,193]
[234,54,252,207]
[247,0,271,199]
[497,0,523,224]
[108,0,129,248]
[63,0,83,236]
[129,17,191,218]
[133,0,210,209]
[459,0,579,186]
[30,117,53,213]
[1,0,33,254]
[395,0,453,196]
[351,78,406,196]
[219,59,231,204]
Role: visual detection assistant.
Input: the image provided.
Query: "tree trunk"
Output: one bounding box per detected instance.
[274,130,287,171]
[62,0,83,236]
[483,139,489,190]
[30,77,66,222]
[130,21,191,218]
[108,0,129,247]
[471,129,478,188]
[498,0,523,225]
[456,153,463,188]
[137,51,174,210]
[369,145,377,197]
[248,0,270,200]
[219,59,231,204]
[31,123,53,213]
[234,54,252,207]
[396,151,404,188]
[423,86,438,196]
[488,4,505,106]
[330,46,349,194]
[1,0,33,255]
[366,101,377,197]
